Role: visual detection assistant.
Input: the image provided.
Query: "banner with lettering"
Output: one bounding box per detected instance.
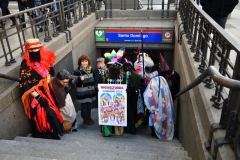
[98,84,127,126]
[95,30,163,43]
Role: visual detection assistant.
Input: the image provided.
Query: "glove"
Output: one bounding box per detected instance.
[36,95,49,107]
[49,67,55,76]
[64,87,70,94]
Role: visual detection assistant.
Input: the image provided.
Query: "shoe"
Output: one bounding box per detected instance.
[141,118,148,126]
[151,132,158,138]
[217,51,221,57]
[88,116,95,124]
[10,22,16,27]
[83,117,92,125]
[39,28,43,32]
[72,129,77,132]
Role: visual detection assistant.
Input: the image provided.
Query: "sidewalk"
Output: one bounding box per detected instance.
[225,3,240,45]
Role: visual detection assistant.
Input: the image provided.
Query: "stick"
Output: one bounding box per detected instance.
[141,30,145,87]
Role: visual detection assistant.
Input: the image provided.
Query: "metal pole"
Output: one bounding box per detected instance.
[141,30,145,87]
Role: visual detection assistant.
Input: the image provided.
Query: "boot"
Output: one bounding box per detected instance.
[88,116,95,124]
[84,117,92,125]
[10,17,16,27]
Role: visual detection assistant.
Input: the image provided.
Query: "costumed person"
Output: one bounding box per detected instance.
[100,48,133,137]
[19,38,63,139]
[134,52,154,78]
[133,50,155,126]
[71,55,96,125]
[51,69,77,133]
[122,58,144,131]
[157,53,180,101]
[143,76,175,140]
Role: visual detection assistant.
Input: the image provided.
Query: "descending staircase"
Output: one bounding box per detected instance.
[0,109,192,160]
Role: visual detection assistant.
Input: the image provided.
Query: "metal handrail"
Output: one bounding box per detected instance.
[186,0,240,54]
[0,1,60,21]
[174,66,240,98]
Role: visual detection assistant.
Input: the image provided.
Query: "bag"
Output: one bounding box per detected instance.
[137,89,144,114]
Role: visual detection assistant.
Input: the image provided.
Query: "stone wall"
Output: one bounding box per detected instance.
[174,13,235,160]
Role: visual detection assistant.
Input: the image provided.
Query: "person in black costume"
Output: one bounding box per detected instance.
[19,38,63,139]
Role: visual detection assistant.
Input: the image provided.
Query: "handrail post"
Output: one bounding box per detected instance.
[198,22,211,73]
[190,12,199,53]
[193,16,203,62]
[57,0,67,32]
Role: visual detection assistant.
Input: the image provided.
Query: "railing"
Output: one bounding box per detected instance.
[0,0,178,67]
[0,0,94,66]
[177,0,240,159]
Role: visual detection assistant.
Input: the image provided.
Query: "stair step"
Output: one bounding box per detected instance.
[62,128,182,147]
[14,136,185,156]
[0,153,55,160]
[0,139,189,160]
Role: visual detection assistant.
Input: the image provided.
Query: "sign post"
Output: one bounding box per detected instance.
[98,84,127,126]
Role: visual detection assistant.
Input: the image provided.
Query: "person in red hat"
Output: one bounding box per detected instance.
[19,38,63,139]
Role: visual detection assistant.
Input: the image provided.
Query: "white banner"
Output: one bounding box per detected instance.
[98,84,127,126]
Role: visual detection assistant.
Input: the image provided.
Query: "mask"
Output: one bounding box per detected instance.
[109,64,120,77]
[29,50,40,62]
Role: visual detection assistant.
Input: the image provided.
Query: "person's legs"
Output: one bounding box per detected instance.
[87,102,94,124]
[211,15,228,56]
[1,0,9,16]
[18,1,27,28]
[35,9,43,31]
[81,102,92,125]
[81,103,88,118]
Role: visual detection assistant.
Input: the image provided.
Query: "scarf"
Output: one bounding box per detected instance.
[83,66,92,73]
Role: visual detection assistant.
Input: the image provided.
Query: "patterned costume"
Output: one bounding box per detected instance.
[143,76,175,140]
[100,65,132,136]
[19,39,63,139]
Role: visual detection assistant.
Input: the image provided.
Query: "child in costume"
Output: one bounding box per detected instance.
[19,38,63,139]
[71,55,96,125]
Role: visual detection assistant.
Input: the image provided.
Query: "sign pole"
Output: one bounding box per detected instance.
[141,30,145,87]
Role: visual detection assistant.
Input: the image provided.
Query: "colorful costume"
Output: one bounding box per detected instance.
[19,39,63,139]
[143,76,175,140]
[100,49,134,136]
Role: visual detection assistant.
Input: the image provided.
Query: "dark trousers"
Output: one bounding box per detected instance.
[211,15,228,29]
[0,0,15,23]
[202,15,228,52]
[18,1,27,27]
[211,15,228,50]
[0,0,10,16]
[81,102,92,118]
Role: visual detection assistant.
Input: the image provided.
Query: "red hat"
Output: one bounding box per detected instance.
[23,39,43,50]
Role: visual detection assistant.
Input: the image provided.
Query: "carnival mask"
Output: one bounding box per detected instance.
[109,64,120,77]
[29,50,41,62]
